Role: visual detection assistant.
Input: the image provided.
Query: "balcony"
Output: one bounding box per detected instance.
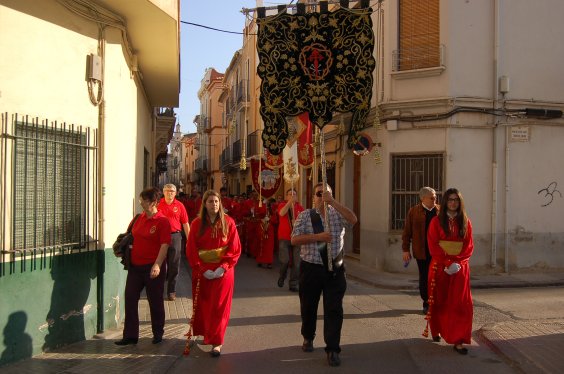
[236,80,249,104]
[247,130,259,157]
[195,157,209,172]
[220,144,232,169]
[232,140,242,164]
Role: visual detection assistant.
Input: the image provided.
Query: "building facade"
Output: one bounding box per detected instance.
[0,0,180,365]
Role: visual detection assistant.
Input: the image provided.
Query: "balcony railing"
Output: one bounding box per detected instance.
[220,144,232,169]
[232,139,241,163]
[195,156,209,171]
[247,130,259,157]
[392,44,445,72]
[236,80,249,104]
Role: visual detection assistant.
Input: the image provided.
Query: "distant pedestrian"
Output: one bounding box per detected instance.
[291,183,357,367]
[186,190,241,357]
[115,187,170,346]
[277,188,304,292]
[401,187,440,314]
[424,188,474,355]
[158,183,190,301]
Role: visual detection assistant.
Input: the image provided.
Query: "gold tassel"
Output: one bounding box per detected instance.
[183,276,201,356]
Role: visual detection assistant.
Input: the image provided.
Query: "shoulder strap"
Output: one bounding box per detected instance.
[126,214,141,233]
[309,209,324,234]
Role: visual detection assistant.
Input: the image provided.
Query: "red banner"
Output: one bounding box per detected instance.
[265,148,284,169]
[251,158,282,199]
[297,112,314,167]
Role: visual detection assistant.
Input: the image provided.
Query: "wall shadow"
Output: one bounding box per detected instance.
[42,251,97,351]
[0,312,32,366]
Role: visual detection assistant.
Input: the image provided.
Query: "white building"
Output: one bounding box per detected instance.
[359,0,564,273]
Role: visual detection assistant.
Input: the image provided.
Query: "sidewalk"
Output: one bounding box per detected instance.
[2,257,564,373]
[346,258,564,374]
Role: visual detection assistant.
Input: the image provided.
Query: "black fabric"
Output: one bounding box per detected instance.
[299,260,346,352]
[112,214,141,270]
[309,209,343,272]
[256,6,376,155]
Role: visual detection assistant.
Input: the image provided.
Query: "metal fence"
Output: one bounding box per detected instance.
[0,113,98,266]
[390,153,444,231]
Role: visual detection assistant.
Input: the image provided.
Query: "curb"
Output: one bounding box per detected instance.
[475,324,543,374]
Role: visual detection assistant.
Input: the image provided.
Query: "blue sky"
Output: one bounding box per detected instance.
[178,0,260,133]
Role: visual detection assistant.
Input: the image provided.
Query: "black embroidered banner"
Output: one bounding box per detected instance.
[257,6,376,155]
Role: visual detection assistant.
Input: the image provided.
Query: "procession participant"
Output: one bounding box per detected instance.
[243,190,266,258]
[277,188,304,292]
[158,183,190,301]
[115,187,170,346]
[425,188,474,355]
[401,187,440,314]
[220,187,234,215]
[255,198,276,269]
[186,190,241,357]
[291,183,357,367]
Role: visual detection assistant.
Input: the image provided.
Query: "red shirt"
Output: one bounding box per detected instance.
[277,201,304,240]
[157,198,189,232]
[131,211,171,266]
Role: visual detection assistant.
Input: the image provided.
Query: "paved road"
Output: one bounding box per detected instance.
[4,255,563,373]
[167,257,515,374]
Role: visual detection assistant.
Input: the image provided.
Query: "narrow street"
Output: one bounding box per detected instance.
[3,255,563,373]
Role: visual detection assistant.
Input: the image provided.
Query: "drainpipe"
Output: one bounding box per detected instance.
[491,0,500,270]
[96,35,107,334]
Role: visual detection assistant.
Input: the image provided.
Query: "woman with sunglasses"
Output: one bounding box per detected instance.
[425,188,474,355]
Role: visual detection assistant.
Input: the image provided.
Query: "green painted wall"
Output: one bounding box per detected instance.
[0,249,126,366]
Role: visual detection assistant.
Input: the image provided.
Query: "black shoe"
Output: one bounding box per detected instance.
[327,351,341,367]
[114,338,138,346]
[289,286,298,292]
[152,336,163,344]
[432,336,441,342]
[302,339,314,352]
[423,306,429,315]
[277,277,284,288]
[453,345,468,355]
[211,345,222,357]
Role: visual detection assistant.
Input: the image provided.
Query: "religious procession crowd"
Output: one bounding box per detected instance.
[112,183,475,367]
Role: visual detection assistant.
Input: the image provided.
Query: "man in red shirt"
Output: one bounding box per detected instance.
[277,188,304,292]
[158,184,190,301]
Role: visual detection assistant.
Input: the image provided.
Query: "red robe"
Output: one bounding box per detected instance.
[186,215,241,345]
[426,216,474,345]
[243,199,266,258]
[255,215,275,266]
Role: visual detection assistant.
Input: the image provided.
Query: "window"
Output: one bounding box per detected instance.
[396,0,440,71]
[1,114,97,253]
[391,153,444,230]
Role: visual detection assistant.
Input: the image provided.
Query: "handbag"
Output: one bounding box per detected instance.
[112,214,140,270]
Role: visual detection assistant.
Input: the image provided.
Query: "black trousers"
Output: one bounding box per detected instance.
[416,257,432,307]
[166,232,182,294]
[299,261,347,353]
[124,263,167,340]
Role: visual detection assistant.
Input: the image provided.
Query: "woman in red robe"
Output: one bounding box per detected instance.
[425,187,474,355]
[186,190,241,357]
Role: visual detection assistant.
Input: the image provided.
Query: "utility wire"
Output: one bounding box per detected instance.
[181,20,246,35]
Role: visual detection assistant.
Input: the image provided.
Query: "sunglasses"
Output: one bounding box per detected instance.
[315,191,323,197]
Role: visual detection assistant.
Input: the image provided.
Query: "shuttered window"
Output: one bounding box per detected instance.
[398,0,440,71]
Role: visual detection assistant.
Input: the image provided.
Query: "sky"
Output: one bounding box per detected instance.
[178,0,261,134]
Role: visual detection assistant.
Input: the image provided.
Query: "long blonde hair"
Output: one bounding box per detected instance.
[198,190,228,238]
